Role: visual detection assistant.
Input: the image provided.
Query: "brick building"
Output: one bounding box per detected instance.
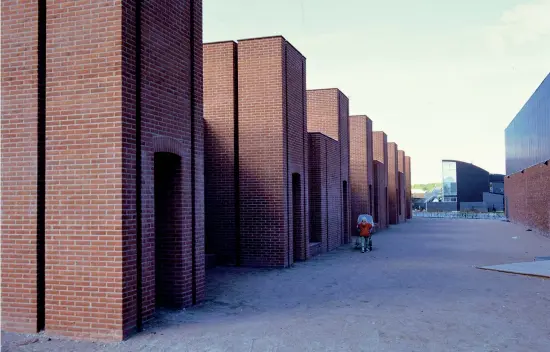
[203,41,239,265]
[373,132,389,229]
[308,133,343,256]
[405,156,412,219]
[1,0,204,340]
[387,142,400,224]
[504,73,550,234]
[398,150,407,223]
[306,89,351,243]
[203,36,309,267]
[349,115,374,226]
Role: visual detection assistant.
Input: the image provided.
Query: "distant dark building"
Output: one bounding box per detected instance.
[439,160,504,212]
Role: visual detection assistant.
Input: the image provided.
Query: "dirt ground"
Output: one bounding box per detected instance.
[3,218,550,352]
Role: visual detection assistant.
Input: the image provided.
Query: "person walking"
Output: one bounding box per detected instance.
[357,217,373,253]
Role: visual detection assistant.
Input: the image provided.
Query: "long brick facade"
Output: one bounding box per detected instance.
[387,142,399,224]
[1,0,42,334]
[203,41,239,265]
[1,0,204,341]
[349,115,374,226]
[2,3,418,341]
[200,36,307,267]
[306,89,351,243]
[308,133,343,256]
[238,37,309,267]
[398,150,407,223]
[373,132,389,229]
[405,156,412,219]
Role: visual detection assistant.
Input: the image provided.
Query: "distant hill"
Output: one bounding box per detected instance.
[412,183,442,192]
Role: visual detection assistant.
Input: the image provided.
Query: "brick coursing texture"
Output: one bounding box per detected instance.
[308,133,343,255]
[349,115,374,227]
[1,0,204,341]
[237,36,309,267]
[398,150,407,223]
[306,89,351,243]
[505,163,550,234]
[373,132,389,229]
[203,41,239,265]
[387,142,400,224]
[1,0,41,333]
[138,0,205,328]
[373,161,387,229]
[405,156,412,219]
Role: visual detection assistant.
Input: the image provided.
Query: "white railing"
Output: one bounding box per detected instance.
[413,210,506,220]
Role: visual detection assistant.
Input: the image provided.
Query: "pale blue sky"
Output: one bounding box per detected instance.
[204,0,550,184]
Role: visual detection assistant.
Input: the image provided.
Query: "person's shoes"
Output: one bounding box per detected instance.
[361,249,365,253]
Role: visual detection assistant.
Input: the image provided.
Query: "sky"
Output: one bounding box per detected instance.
[203,0,550,184]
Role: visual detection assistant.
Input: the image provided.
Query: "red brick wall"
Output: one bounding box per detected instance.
[405,156,412,219]
[45,0,126,340]
[398,172,405,222]
[349,115,373,226]
[306,89,351,243]
[387,142,399,224]
[398,150,406,223]
[308,133,343,254]
[373,161,387,229]
[373,132,389,228]
[138,0,205,324]
[2,0,204,340]
[285,41,309,263]
[237,37,308,267]
[307,90,339,140]
[1,0,41,333]
[308,134,327,250]
[505,162,550,234]
[338,92,351,243]
[203,41,239,265]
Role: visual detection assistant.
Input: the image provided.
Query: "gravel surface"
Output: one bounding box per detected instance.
[3,218,550,351]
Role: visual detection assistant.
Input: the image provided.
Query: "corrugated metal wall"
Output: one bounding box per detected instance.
[505,73,550,175]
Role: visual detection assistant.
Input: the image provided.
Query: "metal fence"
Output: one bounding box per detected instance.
[413,210,506,221]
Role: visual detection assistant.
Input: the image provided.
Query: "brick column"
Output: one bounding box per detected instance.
[203,41,239,265]
[308,133,342,254]
[398,150,406,222]
[387,142,399,224]
[1,0,42,333]
[405,156,412,219]
[373,131,389,229]
[237,36,308,267]
[349,115,374,227]
[307,89,351,243]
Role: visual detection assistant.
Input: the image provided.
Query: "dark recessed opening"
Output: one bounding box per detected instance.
[342,181,349,243]
[292,173,302,261]
[37,0,47,332]
[154,152,185,309]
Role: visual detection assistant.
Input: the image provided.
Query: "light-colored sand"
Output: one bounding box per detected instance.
[3,218,550,352]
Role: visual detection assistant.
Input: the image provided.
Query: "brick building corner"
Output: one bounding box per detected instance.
[308,133,343,256]
[387,142,400,224]
[349,115,374,226]
[1,0,204,340]
[306,88,351,243]
[405,156,412,219]
[373,131,389,229]
[398,150,407,223]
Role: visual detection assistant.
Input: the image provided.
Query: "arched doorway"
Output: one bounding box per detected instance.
[154,152,185,308]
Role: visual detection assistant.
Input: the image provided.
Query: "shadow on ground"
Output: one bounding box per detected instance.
[3,218,550,352]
